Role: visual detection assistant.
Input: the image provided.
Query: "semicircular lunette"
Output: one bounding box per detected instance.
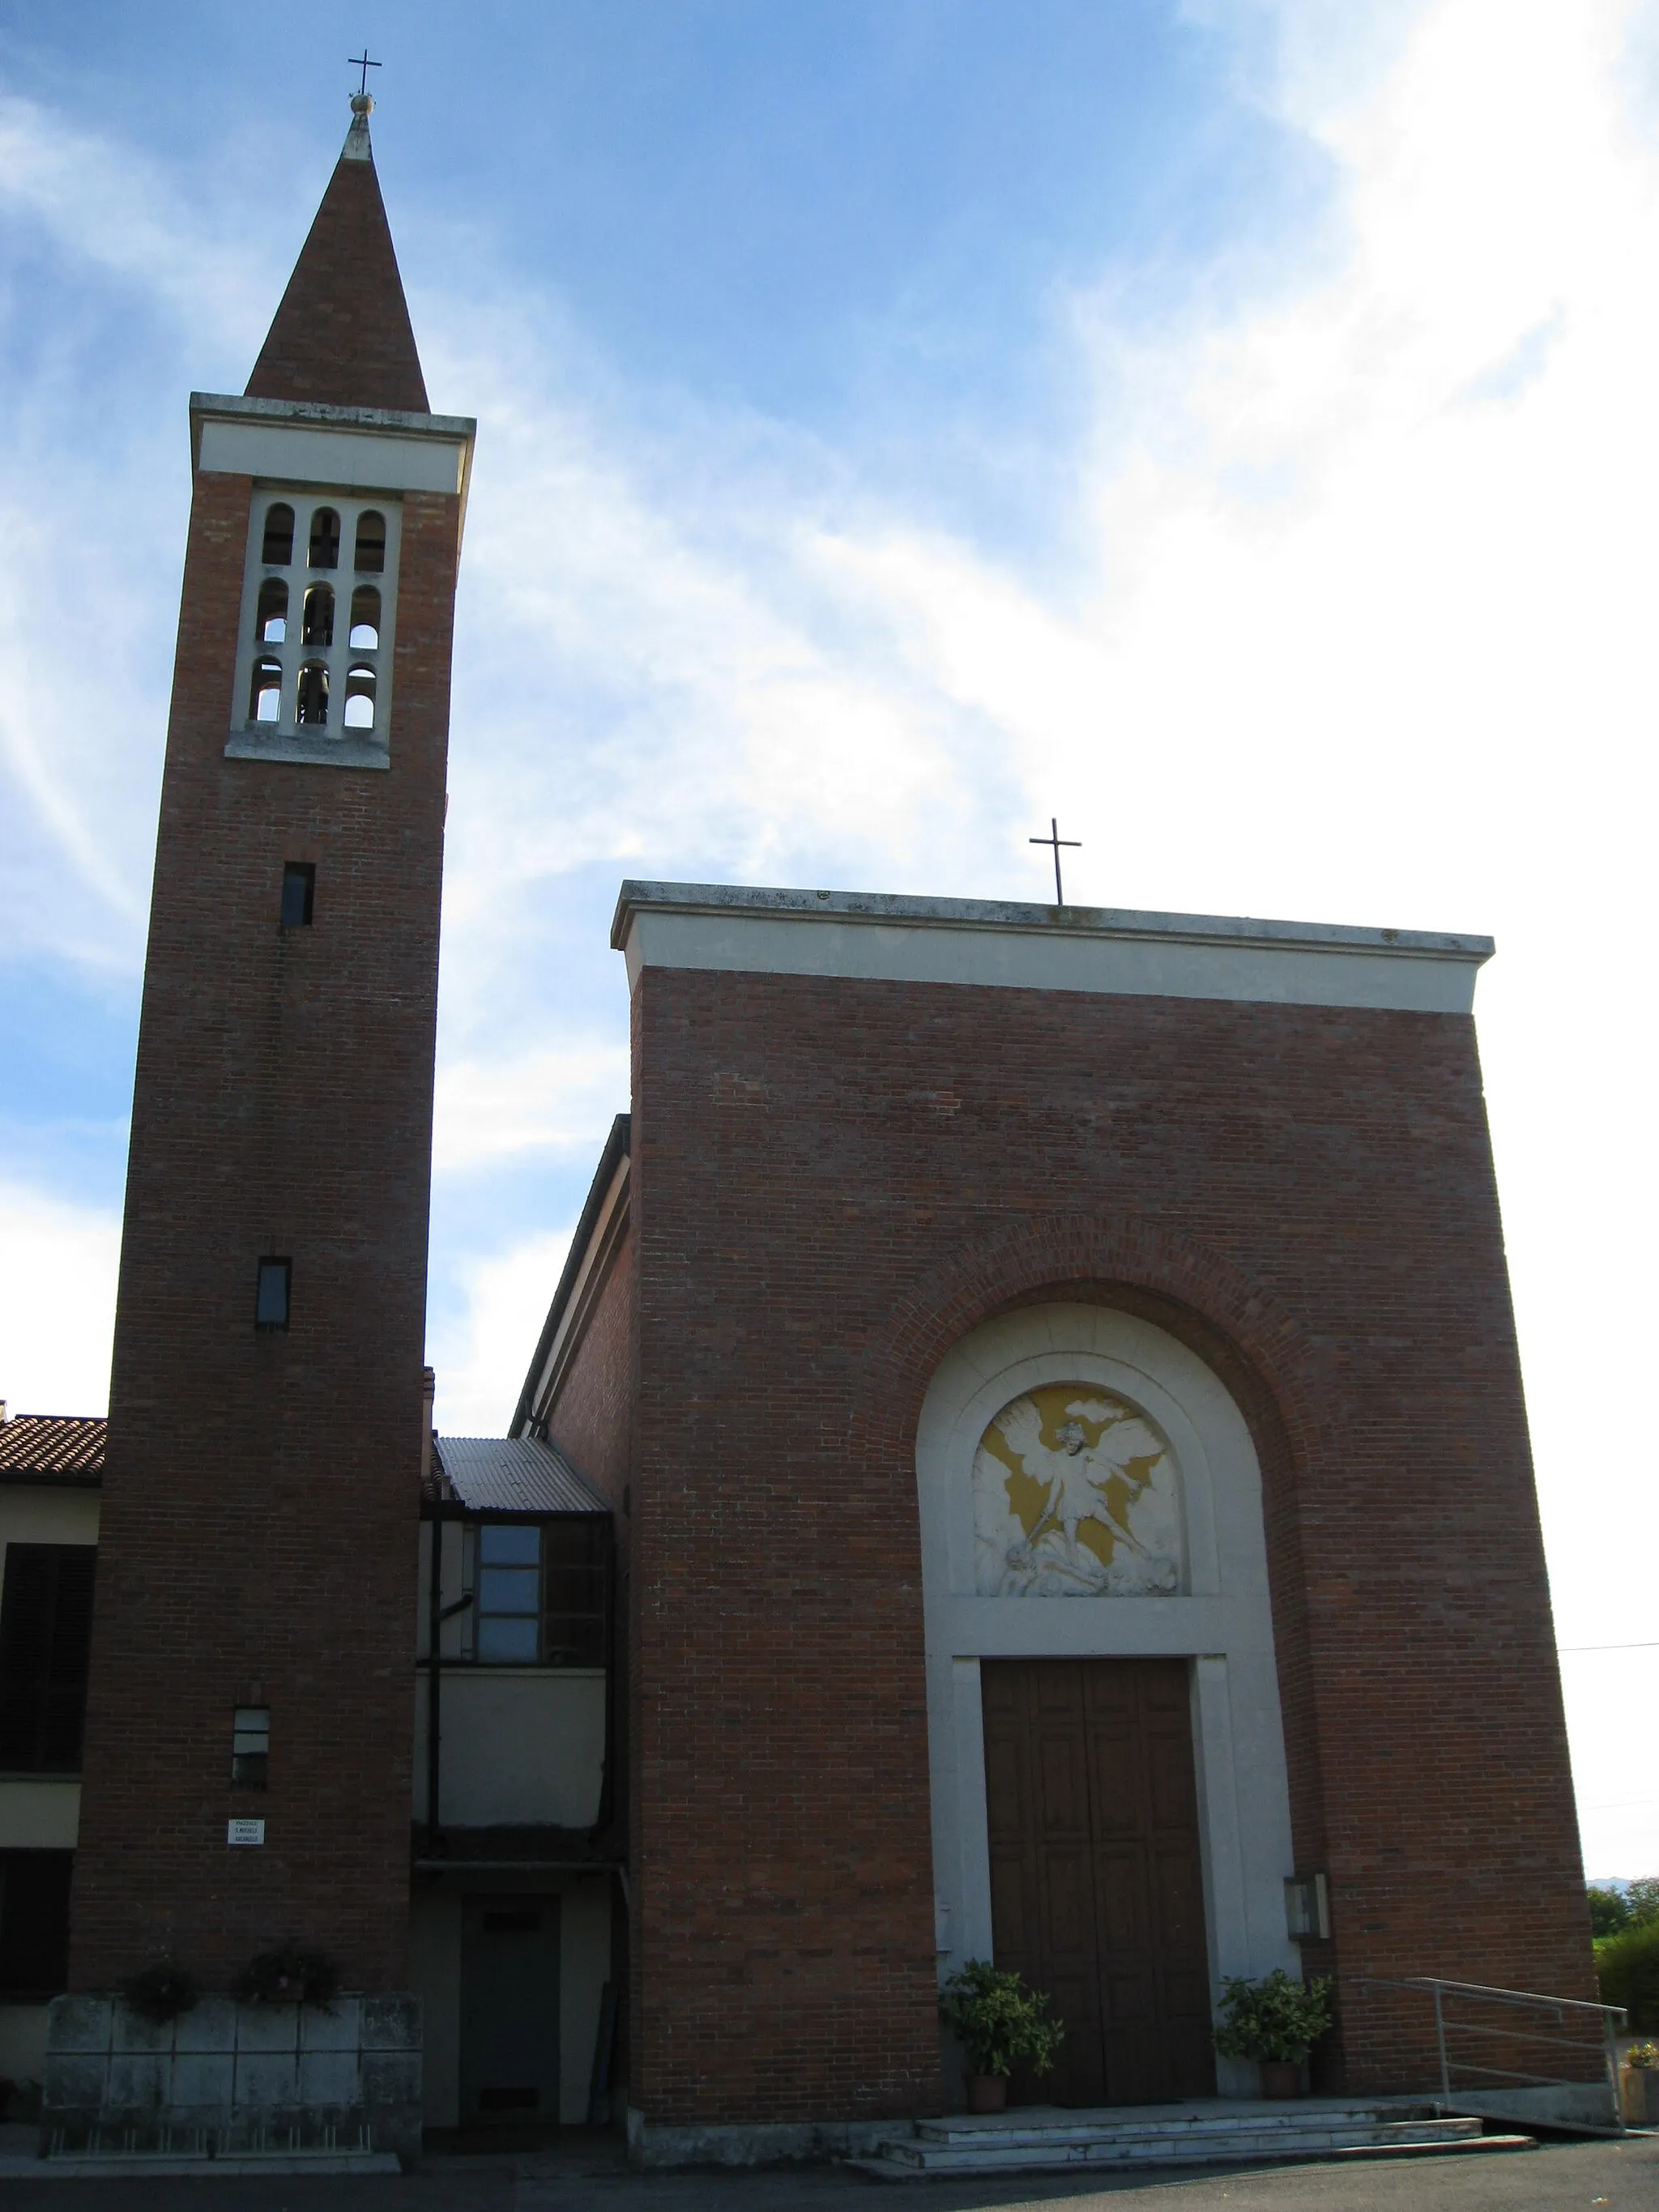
[972,1382,1184,1597]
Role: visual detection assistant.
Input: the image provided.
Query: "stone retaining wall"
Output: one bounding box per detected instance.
[42,1993,421,2158]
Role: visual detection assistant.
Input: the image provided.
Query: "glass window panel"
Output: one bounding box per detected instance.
[479,1525,539,1566]
[478,1566,539,1614]
[254,1260,289,1328]
[476,1616,538,1663]
[543,1617,605,1665]
[546,1523,605,1568]
[542,1568,602,1611]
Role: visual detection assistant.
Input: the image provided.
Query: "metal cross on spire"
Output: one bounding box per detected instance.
[348,49,382,97]
[1030,817,1081,905]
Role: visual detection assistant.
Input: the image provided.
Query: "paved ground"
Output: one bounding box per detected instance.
[0,2135,1652,2211]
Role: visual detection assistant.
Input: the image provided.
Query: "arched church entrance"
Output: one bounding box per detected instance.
[915,1303,1301,2108]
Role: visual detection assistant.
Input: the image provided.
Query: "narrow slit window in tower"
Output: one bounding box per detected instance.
[348,587,380,648]
[343,666,377,730]
[301,583,335,647]
[231,1707,270,1789]
[261,503,295,566]
[296,661,330,727]
[256,578,288,643]
[280,863,315,928]
[354,511,386,573]
[308,507,340,569]
[254,1259,291,1331]
[249,658,283,723]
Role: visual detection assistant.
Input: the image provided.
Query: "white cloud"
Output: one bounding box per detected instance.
[432,1040,629,1172]
[429,1230,573,1438]
[0,93,282,339]
[0,1184,120,1417]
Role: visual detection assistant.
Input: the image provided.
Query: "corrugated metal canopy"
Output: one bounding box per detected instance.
[433,1435,608,1516]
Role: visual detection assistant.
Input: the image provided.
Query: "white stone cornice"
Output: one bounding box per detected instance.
[190,392,476,504]
[612,880,1494,1014]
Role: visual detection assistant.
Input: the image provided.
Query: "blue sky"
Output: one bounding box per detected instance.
[2,1,1656,1877]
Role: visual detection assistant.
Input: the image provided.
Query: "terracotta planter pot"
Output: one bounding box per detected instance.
[1259,2060,1303,2099]
[1623,2067,1659,2127]
[969,2073,1008,2113]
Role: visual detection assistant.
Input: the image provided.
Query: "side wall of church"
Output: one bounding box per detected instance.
[626,964,1589,2124]
[71,471,461,1991]
[545,1227,634,1520]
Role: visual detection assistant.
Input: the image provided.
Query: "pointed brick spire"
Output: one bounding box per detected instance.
[245,96,430,415]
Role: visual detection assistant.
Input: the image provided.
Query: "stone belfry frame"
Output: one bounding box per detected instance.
[915,1302,1301,2095]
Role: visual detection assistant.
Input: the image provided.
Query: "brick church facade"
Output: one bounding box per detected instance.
[0,93,1598,2163]
[516,885,1596,2154]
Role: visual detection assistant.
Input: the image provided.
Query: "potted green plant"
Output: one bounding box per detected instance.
[118,1958,199,2026]
[938,1959,1065,2113]
[1213,1969,1333,2098]
[1623,2039,1659,2127]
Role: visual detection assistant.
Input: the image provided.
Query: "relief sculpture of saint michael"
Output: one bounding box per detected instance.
[972,1383,1183,1596]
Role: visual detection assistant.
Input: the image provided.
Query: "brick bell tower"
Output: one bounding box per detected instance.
[70,92,473,2023]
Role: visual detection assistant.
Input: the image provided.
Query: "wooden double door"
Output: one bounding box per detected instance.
[983,1656,1215,2107]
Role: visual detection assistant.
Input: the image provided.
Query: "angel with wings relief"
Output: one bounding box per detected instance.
[974,1389,1182,1597]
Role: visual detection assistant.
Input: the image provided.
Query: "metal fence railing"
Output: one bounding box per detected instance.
[1354,1975,1627,2136]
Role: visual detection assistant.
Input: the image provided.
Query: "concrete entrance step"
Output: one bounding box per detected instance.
[851,2098,1539,2180]
[23,2150,401,2176]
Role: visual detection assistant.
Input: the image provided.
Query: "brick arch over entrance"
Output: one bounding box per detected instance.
[847,1212,1341,1956]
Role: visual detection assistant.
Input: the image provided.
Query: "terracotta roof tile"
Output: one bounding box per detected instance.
[0,1415,106,1479]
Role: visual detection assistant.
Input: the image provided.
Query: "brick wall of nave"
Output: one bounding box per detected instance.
[622,964,1589,2122]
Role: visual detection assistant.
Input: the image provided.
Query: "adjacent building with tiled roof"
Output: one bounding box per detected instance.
[0,1415,106,1483]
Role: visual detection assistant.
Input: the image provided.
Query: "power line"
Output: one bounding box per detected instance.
[1559,1640,1659,1653]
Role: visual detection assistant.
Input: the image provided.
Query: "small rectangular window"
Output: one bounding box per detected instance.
[231,1706,269,1790]
[254,1258,291,1331]
[280,863,315,928]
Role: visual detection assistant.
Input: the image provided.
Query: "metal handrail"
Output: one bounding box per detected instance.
[1367,1974,1626,2018]
[1352,1975,1627,2136]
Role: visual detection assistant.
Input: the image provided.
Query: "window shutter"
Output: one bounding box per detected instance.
[0,1546,97,1772]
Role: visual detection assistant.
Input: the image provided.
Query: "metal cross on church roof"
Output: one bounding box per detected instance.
[348,49,382,97]
[1030,817,1081,905]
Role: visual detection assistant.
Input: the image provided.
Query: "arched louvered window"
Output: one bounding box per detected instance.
[296,660,330,726]
[301,583,335,648]
[353,512,386,573]
[261,503,295,566]
[308,508,340,569]
[343,665,377,730]
[348,586,380,648]
[249,658,283,722]
[255,579,288,643]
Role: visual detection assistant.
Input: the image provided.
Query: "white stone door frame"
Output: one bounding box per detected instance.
[915,1303,1301,2061]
